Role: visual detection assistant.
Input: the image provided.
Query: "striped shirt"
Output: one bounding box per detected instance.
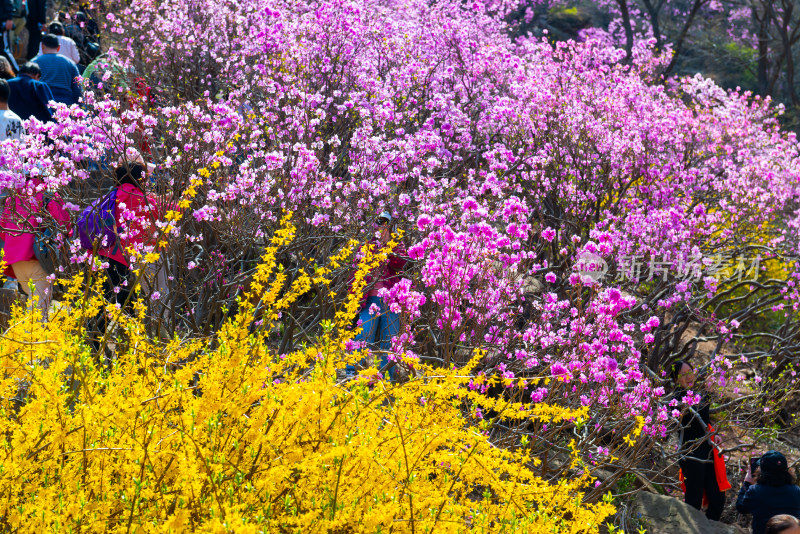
[32,53,82,106]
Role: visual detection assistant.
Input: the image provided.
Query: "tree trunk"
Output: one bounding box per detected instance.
[753,3,770,96]
[663,0,709,77]
[617,0,634,62]
[641,0,665,50]
[780,0,799,106]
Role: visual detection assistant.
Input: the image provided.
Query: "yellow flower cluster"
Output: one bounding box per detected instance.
[0,218,614,532]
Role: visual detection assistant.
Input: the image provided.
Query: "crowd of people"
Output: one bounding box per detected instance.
[0,4,159,345]
[0,26,408,372]
[0,7,411,368]
[672,360,800,534]
[0,0,98,71]
[0,32,85,124]
[0,155,158,326]
[0,2,99,124]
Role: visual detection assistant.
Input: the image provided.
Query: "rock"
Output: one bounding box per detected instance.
[633,491,748,534]
[547,6,592,38]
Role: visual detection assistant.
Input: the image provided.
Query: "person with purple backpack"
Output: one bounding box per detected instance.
[78,162,159,352]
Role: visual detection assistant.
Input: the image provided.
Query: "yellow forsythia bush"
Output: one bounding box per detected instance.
[0,219,615,532]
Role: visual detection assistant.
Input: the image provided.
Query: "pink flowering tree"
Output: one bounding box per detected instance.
[563,0,800,124]
[8,0,800,516]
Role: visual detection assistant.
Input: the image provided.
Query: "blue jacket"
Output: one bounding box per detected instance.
[737,482,800,534]
[32,53,82,106]
[7,74,53,123]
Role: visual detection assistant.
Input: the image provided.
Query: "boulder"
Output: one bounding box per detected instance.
[633,491,748,534]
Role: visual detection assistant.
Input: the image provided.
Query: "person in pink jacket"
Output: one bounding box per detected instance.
[0,178,69,316]
[87,163,160,354]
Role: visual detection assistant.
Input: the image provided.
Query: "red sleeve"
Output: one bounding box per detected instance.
[117,184,158,247]
[47,197,70,225]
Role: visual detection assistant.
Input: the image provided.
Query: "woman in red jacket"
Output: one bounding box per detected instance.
[0,178,69,318]
[92,163,159,352]
[96,163,158,297]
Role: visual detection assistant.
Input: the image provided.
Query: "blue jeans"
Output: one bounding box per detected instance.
[346,295,399,379]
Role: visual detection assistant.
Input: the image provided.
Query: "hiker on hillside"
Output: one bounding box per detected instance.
[345,210,407,380]
[0,0,18,72]
[36,22,80,65]
[25,0,46,60]
[671,359,728,521]
[0,176,69,318]
[81,162,160,352]
[63,11,100,66]
[737,451,800,534]
[0,56,14,80]
[9,0,24,58]
[8,62,53,122]
[32,33,80,105]
[0,78,23,140]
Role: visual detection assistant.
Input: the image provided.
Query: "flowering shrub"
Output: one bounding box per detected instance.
[0,0,799,523]
[0,220,615,532]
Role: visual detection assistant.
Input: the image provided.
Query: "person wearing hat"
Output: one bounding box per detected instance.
[85,162,160,355]
[346,210,407,380]
[737,450,800,534]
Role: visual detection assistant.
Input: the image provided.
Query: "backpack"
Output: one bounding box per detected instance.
[33,226,58,275]
[77,189,119,252]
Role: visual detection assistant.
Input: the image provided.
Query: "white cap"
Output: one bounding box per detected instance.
[378,210,392,222]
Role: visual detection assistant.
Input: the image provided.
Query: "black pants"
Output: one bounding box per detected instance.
[90,258,134,354]
[103,258,133,306]
[25,23,41,60]
[680,457,726,521]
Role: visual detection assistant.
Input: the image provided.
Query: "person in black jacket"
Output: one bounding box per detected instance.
[7,61,53,122]
[738,451,800,534]
[25,0,46,60]
[0,0,16,72]
[671,359,726,520]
